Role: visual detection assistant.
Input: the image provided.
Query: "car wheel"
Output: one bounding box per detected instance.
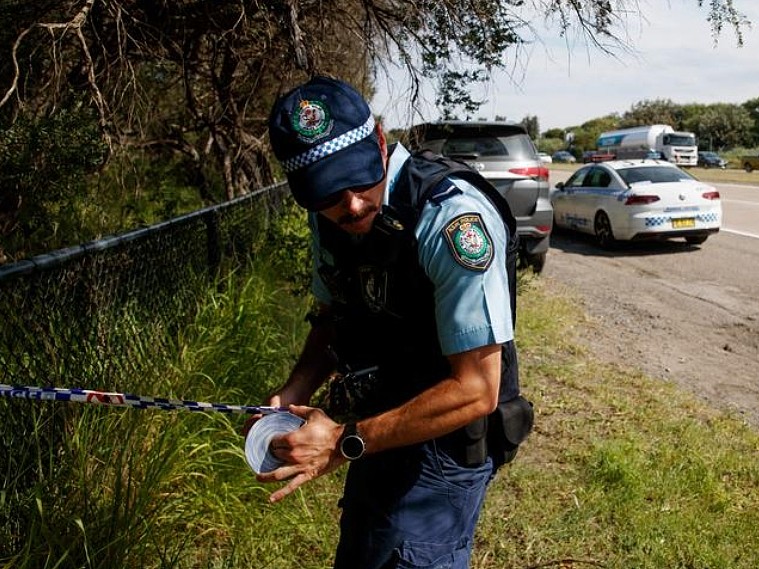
[745,163,754,173]
[685,235,708,245]
[525,251,547,273]
[594,211,616,249]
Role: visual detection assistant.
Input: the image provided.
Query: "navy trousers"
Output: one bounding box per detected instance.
[333,440,494,569]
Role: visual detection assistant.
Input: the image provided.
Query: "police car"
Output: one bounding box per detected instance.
[551,159,722,248]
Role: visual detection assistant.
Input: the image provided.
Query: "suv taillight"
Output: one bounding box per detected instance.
[509,166,549,182]
[702,191,720,200]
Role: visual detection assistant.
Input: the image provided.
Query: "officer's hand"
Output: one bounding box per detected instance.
[241,393,290,436]
[255,405,345,503]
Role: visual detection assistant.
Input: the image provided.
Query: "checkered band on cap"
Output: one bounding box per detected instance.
[282,115,375,173]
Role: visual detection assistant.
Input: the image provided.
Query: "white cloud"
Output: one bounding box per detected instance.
[372,0,759,132]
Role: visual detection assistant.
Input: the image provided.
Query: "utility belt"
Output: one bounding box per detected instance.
[322,366,534,468]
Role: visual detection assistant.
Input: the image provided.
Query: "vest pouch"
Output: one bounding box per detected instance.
[488,395,534,467]
[438,416,488,467]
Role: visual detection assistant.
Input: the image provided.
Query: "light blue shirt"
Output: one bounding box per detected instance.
[310,143,513,355]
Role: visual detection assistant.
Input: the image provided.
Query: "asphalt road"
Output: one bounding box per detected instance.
[719,182,759,238]
[543,168,759,426]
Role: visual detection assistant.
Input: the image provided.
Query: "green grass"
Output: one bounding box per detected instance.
[475,275,759,568]
[4,264,759,568]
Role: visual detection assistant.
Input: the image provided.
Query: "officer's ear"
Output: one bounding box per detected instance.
[376,123,388,160]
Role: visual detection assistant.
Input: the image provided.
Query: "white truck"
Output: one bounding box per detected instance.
[596,124,698,166]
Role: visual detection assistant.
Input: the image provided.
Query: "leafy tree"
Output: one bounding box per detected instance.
[741,97,759,145]
[0,105,107,258]
[0,0,750,259]
[568,114,621,152]
[685,103,754,150]
[520,115,540,141]
[621,99,686,129]
[542,128,565,140]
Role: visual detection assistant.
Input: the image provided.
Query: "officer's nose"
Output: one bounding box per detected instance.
[341,190,364,213]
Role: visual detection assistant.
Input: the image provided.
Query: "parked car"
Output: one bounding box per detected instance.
[739,153,759,172]
[408,121,553,272]
[551,159,721,248]
[552,150,576,163]
[582,150,615,163]
[537,152,553,164]
[697,151,728,169]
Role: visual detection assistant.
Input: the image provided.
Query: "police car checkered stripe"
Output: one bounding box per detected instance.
[282,115,375,173]
[645,212,719,227]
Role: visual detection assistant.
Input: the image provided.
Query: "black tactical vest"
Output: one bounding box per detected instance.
[315,150,521,422]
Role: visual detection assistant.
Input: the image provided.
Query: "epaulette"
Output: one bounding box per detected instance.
[426,179,463,206]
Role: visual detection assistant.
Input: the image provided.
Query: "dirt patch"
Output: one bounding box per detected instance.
[542,230,759,428]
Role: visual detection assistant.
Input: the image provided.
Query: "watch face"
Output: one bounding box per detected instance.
[341,435,365,460]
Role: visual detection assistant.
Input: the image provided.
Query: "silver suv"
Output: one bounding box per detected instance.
[408,121,553,272]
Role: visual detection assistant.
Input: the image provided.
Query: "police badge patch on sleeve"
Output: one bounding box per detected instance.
[443,213,494,271]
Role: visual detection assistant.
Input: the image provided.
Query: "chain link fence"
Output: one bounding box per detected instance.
[0,183,291,556]
[0,183,289,387]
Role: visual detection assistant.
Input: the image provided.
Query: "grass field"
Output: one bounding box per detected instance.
[4,253,759,568]
[476,274,759,567]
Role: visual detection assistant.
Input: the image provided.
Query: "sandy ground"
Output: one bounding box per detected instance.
[542,229,759,428]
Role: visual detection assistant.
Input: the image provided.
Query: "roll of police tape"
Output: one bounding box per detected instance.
[245,412,305,474]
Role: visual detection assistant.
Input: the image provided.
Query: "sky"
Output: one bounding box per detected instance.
[371,0,759,133]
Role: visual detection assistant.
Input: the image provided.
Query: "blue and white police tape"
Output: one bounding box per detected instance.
[0,384,288,415]
[244,412,306,474]
[1,383,302,475]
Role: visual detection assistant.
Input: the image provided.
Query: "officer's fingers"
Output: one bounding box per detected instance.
[269,437,292,461]
[256,456,310,481]
[286,404,318,420]
[240,413,262,436]
[267,472,312,503]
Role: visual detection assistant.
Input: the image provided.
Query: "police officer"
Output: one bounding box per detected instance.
[259,76,530,569]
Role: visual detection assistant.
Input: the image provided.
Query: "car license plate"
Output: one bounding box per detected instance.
[672,218,695,229]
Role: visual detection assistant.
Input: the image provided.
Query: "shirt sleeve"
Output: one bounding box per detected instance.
[415,178,514,355]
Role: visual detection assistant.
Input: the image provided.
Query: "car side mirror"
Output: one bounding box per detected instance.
[555,182,565,191]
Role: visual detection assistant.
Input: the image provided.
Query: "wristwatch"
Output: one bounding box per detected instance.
[339,423,366,461]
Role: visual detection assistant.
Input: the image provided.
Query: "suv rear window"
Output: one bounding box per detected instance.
[441,134,537,160]
[618,166,695,185]
[409,123,539,162]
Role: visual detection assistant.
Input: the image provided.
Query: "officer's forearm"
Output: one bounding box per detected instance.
[279,313,337,404]
[354,344,501,455]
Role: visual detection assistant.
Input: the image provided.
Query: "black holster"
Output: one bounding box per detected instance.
[487,395,534,468]
[440,395,533,468]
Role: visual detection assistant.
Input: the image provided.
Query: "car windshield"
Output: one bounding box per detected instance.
[663,133,696,146]
[441,134,536,160]
[617,166,695,185]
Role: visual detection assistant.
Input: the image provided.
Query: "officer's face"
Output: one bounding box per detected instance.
[316,128,388,235]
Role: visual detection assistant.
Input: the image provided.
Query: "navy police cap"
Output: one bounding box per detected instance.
[268,76,384,211]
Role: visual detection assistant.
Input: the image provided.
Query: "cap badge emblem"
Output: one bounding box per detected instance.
[293,99,333,141]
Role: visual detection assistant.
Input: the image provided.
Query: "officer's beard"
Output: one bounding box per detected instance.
[337,203,380,229]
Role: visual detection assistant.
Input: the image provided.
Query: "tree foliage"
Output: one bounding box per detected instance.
[742,97,759,143]
[684,103,755,150]
[539,99,757,157]
[520,114,540,141]
[621,99,685,129]
[0,0,751,260]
